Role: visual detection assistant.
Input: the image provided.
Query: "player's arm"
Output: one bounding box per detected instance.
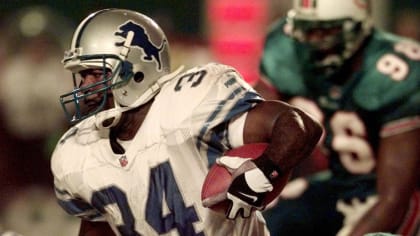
[350,127,420,235]
[244,100,323,172]
[79,220,115,236]
[253,75,282,101]
[211,99,322,219]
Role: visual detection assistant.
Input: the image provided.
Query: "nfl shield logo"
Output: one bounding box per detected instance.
[119,155,128,167]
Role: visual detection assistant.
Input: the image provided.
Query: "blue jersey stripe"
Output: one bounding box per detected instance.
[197,90,262,167]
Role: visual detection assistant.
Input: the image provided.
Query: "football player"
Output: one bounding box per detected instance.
[51,9,322,236]
[256,0,420,235]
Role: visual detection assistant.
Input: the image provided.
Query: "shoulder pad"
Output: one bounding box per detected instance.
[353,31,420,111]
[260,19,308,96]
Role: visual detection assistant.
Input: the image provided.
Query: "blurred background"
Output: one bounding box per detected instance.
[0,0,418,235]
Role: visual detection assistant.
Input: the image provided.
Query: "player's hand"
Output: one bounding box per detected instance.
[217,156,275,219]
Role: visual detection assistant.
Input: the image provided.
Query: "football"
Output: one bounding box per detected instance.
[201,143,290,213]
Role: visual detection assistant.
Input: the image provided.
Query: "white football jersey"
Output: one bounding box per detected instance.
[51,63,269,236]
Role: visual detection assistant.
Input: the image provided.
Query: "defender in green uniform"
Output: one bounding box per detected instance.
[256,0,420,235]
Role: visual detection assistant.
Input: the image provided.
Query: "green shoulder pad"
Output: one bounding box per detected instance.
[260,19,307,96]
[353,31,420,114]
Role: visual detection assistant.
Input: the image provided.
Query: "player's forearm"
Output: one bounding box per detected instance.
[350,199,408,236]
[351,129,420,235]
[79,220,115,236]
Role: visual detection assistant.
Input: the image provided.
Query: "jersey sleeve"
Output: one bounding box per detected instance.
[157,63,264,164]
[54,178,104,221]
[191,63,262,147]
[51,132,105,222]
[259,19,308,96]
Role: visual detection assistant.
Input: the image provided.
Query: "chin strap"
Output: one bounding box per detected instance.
[94,65,185,130]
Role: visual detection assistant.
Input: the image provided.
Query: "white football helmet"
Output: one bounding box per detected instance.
[286,0,372,73]
[60,8,172,126]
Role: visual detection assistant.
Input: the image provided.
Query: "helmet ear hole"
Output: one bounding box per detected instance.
[134,71,144,83]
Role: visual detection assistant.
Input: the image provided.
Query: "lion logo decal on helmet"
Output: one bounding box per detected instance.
[115,20,167,71]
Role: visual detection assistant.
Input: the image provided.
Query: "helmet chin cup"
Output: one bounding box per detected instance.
[95,106,123,130]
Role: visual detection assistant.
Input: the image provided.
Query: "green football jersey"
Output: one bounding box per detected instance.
[260,19,420,185]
